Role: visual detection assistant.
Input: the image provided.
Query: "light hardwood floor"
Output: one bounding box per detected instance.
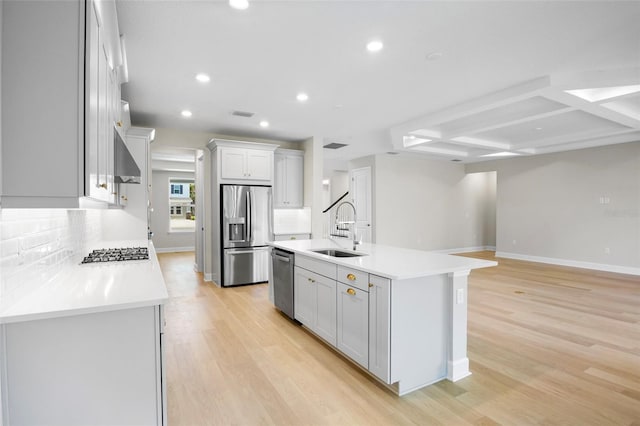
[158,251,640,426]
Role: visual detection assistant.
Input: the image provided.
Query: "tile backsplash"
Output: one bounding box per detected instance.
[0,209,102,308]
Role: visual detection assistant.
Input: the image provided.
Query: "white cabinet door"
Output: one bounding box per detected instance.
[273,154,287,207]
[368,274,391,382]
[274,151,303,208]
[294,267,314,326]
[286,154,304,207]
[3,306,162,425]
[87,0,116,204]
[314,274,337,346]
[246,150,272,180]
[220,147,247,180]
[294,266,336,347]
[220,148,272,181]
[85,0,101,201]
[337,283,369,368]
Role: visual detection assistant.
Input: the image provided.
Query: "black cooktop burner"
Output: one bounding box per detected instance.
[81,247,149,264]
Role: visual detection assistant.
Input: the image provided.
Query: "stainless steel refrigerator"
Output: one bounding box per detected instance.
[221,184,273,287]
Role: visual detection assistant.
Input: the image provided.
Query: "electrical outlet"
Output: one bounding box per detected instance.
[456,288,464,304]
[604,247,610,255]
[512,239,517,245]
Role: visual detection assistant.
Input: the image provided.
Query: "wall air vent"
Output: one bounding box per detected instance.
[323,142,348,149]
[231,110,255,118]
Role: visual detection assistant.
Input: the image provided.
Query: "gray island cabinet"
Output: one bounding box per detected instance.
[269,239,497,396]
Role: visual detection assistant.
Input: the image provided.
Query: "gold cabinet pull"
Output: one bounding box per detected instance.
[368,283,374,288]
[347,273,356,281]
[116,121,123,127]
[99,183,108,189]
[347,288,356,296]
[308,277,315,283]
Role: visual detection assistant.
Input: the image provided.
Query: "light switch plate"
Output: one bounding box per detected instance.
[456,288,464,304]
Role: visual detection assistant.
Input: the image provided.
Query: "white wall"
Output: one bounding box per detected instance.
[373,154,496,252]
[467,142,640,272]
[330,170,349,203]
[150,170,195,252]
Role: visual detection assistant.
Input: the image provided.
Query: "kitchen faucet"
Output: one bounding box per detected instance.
[335,201,360,250]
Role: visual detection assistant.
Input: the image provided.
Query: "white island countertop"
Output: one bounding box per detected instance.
[269,239,497,280]
[0,241,168,324]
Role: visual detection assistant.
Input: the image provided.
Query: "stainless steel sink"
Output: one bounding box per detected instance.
[310,249,367,258]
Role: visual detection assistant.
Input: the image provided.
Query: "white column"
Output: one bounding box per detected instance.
[447,270,471,381]
[303,136,324,238]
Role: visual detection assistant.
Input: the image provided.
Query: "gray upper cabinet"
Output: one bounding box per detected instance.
[1,0,124,208]
[274,149,304,208]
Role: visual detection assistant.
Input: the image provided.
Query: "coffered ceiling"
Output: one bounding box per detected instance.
[390,70,640,162]
[116,1,640,167]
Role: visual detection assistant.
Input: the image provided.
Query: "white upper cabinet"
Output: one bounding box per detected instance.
[0,0,125,208]
[274,149,303,208]
[85,0,122,204]
[209,139,278,185]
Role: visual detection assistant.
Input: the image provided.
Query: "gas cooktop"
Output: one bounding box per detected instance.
[81,247,149,264]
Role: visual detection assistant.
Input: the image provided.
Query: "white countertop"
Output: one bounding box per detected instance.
[269,239,497,280]
[0,241,168,324]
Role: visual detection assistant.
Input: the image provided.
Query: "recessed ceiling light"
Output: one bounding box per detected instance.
[534,127,543,130]
[296,92,309,102]
[426,52,443,61]
[229,0,249,10]
[334,104,344,109]
[181,110,192,117]
[366,40,383,52]
[195,73,210,83]
[259,120,269,128]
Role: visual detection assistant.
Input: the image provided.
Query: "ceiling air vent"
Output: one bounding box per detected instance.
[231,110,255,118]
[323,142,348,149]
[451,159,462,162]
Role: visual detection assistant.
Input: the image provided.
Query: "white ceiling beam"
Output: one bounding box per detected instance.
[390,76,551,136]
[442,106,575,140]
[541,89,640,129]
[513,128,639,151]
[446,137,510,151]
[409,146,470,157]
[550,68,640,91]
[530,132,640,155]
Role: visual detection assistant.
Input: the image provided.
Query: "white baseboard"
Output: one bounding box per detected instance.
[436,246,496,254]
[495,251,640,276]
[447,358,472,382]
[154,247,195,254]
[204,273,213,282]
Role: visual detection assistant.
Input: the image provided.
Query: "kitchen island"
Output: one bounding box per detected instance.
[269,239,497,395]
[0,241,168,425]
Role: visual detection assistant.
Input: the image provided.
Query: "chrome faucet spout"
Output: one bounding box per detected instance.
[335,201,358,250]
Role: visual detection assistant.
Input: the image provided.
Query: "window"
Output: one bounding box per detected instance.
[169,178,196,231]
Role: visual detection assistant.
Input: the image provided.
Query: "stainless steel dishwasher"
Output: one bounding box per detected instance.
[271,248,295,320]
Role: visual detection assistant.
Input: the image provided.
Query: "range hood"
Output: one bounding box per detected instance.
[114,128,141,184]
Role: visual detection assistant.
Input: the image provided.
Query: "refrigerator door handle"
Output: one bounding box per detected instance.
[227,249,262,255]
[246,191,252,242]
